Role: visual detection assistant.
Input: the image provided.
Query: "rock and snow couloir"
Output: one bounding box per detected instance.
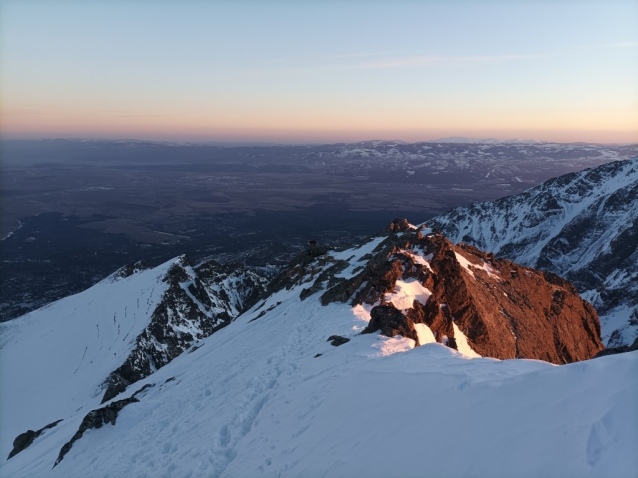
[2,219,635,477]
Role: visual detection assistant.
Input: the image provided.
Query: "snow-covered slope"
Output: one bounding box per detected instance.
[0,260,171,451]
[0,256,267,461]
[429,157,638,347]
[2,232,636,477]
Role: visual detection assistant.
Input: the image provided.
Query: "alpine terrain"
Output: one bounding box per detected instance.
[1,218,636,477]
[430,157,638,347]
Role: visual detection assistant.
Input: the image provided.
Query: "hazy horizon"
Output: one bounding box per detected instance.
[2,1,637,144]
[2,136,637,147]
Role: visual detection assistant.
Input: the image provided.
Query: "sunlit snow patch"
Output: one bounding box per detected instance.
[454,252,499,279]
[370,335,415,356]
[352,303,373,329]
[385,278,431,309]
[415,323,436,345]
[398,248,433,272]
[453,323,482,358]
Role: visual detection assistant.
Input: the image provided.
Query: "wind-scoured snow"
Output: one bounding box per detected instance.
[1,237,636,477]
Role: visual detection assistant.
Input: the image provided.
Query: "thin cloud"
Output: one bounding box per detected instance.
[326,52,390,59]
[557,41,638,53]
[110,114,174,118]
[605,41,638,48]
[355,54,542,69]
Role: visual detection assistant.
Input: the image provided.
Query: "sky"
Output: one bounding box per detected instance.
[1,1,637,144]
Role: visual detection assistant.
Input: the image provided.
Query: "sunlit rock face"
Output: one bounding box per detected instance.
[429,157,638,347]
[284,221,604,364]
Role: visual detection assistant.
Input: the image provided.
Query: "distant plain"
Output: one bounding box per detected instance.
[1,139,636,320]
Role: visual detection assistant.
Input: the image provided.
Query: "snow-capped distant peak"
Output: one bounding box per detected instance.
[430,136,541,144]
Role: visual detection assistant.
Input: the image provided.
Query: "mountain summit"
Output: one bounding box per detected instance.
[3,218,632,477]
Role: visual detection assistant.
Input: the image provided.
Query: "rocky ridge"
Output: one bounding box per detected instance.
[54,384,155,467]
[7,419,63,460]
[271,218,603,363]
[429,157,638,346]
[100,256,268,402]
[1,219,630,477]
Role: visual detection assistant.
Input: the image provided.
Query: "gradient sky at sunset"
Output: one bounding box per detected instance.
[1,1,637,144]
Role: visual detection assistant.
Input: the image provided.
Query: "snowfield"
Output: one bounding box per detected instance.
[1,238,637,478]
[0,259,175,451]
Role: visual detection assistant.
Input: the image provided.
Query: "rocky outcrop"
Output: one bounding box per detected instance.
[322,222,604,364]
[7,419,63,460]
[327,335,350,346]
[100,257,268,403]
[268,244,336,294]
[595,337,638,358]
[385,218,413,234]
[108,261,149,281]
[54,384,153,468]
[362,306,419,343]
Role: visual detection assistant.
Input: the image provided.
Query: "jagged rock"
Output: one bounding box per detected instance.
[300,285,321,301]
[267,242,356,299]
[110,261,148,281]
[385,218,413,234]
[362,305,419,343]
[248,310,267,323]
[594,337,638,358]
[320,230,422,307]
[268,245,336,294]
[54,384,153,468]
[327,335,350,346]
[100,256,268,403]
[7,419,63,460]
[322,224,603,364]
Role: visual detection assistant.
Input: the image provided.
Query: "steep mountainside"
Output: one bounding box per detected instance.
[430,157,638,346]
[0,256,267,453]
[1,223,634,477]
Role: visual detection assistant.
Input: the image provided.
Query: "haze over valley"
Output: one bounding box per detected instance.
[2,139,636,320]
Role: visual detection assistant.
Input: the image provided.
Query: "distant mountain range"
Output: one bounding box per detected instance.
[429,136,542,144]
